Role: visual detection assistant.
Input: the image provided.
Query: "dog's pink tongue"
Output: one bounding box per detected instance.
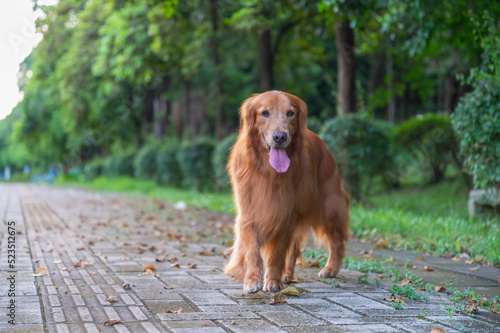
[269,147,290,173]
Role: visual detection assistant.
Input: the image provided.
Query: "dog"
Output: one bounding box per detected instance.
[224,90,350,293]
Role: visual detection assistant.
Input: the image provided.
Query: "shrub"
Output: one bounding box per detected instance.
[307,116,322,134]
[391,114,459,184]
[133,143,159,180]
[319,114,391,200]
[156,142,183,187]
[452,78,500,189]
[105,152,135,177]
[212,133,238,191]
[83,158,106,180]
[177,137,215,191]
[452,14,500,190]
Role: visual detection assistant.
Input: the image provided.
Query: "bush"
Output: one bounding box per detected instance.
[83,158,106,180]
[212,133,238,191]
[307,116,322,134]
[133,143,159,180]
[105,152,135,177]
[177,137,215,191]
[391,114,459,184]
[319,114,391,200]
[156,142,183,187]
[452,79,500,189]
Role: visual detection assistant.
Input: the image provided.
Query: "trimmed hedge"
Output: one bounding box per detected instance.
[391,114,458,184]
[212,133,238,191]
[156,142,183,187]
[134,143,158,180]
[319,114,391,200]
[177,137,215,191]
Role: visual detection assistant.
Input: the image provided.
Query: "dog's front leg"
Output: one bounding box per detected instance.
[241,223,263,293]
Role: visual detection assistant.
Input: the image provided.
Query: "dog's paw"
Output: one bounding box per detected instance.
[283,275,294,284]
[318,266,340,278]
[243,278,262,293]
[263,279,284,292]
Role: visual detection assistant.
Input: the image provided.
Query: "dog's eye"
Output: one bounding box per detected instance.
[262,110,270,117]
[286,110,295,117]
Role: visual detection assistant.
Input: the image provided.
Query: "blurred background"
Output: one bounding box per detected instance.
[0,1,499,263]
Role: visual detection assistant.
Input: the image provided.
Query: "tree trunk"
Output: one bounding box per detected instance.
[386,50,395,123]
[259,28,273,92]
[335,18,356,115]
[184,79,191,138]
[153,76,170,139]
[210,0,224,140]
[443,74,454,113]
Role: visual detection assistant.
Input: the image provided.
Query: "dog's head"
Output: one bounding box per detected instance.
[239,91,307,173]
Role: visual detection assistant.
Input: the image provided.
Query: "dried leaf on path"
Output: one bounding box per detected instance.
[434,285,446,292]
[401,278,412,286]
[465,302,479,314]
[281,286,300,296]
[468,265,480,271]
[103,319,124,326]
[424,266,434,271]
[188,263,197,269]
[105,295,118,303]
[296,259,320,268]
[74,260,94,268]
[430,328,443,333]
[491,300,500,314]
[384,294,396,302]
[143,264,156,271]
[122,283,131,290]
[34,267,48,276]
[375,240,389,248]
[140,269,154,276]
[156,256,167,262]
[171,263,180,268]
[416,255,424,261]
[269,293,287,305]
[199,247,216,256]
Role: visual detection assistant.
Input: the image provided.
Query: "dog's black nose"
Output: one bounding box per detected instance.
[272,131,287,144]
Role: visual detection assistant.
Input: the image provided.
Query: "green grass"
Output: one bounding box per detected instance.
[56,176,500,266]
[56,176,235,213]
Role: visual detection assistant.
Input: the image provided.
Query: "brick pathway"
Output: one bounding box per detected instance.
[1,184,499,332]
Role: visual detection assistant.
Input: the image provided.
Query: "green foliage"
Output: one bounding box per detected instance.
[105,153,135,177]
[156,142,183,188]
[134,143,159,180]
[389,284,428,303]
[211,133,238,191]
[177,137,215,191]
[391,114,458,184]
[83,158,107,180]
[452,12,500,190]
[306,116,322,134]
[319,114,391,200]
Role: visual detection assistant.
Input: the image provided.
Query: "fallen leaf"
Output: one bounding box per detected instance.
[143,264,156,271]
[140,269,154,276]
[94,251,102,257]
[163,307,183,313]
[430,328,443,333]
[468,265,480,271]
[164,285,175,290]
[103,319,124,326]
[416,255,424,261]
[105,295,118,303]
[76,247,85,251]
[395,297,405,304]
[465,302,478,314]
[32,259,40,263]
[122,283,131,290]
[491,301,500,314]
[188,263,197,269]
[375,240,389,248]
[156,256,167,262]
[269,293,287,305]
[88,241,95,246]
[281,286,300,297]
[384,294,396,302]
[34,267,48,277]
[219,247,232,257]
[171,263,180,268]
[74,260,94,268]
[43,244,54,253]
[60,267,70,272]
[434,285,446,292]
[424,266,434,272]
[199,248,216,256]
[401,278,412,286]
[169,257,178,262]
[296,259,320,268]
[178,308,184,313]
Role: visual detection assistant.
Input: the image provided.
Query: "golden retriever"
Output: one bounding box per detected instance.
[224,90,350,293]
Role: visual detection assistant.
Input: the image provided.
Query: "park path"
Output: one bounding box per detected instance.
[0,183,499,332]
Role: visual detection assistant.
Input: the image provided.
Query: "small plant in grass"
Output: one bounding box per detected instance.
[389,284,429,303]
[330,279,341,288]
[358,273,369,284]
[373,277,382,288]
[392,302,404,310]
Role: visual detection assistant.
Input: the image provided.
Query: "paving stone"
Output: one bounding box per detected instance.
[218,319,287,332]
[259,310,327,327]
[183,290,237,306]
[157,311,260,321]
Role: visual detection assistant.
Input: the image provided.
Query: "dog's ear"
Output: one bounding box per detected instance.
[239,93,259,133]
[285,93,308,134]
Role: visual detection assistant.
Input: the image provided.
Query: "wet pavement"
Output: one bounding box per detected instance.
[0,183,499,332]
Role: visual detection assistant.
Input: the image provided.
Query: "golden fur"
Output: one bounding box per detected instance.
[224,91,350,293]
